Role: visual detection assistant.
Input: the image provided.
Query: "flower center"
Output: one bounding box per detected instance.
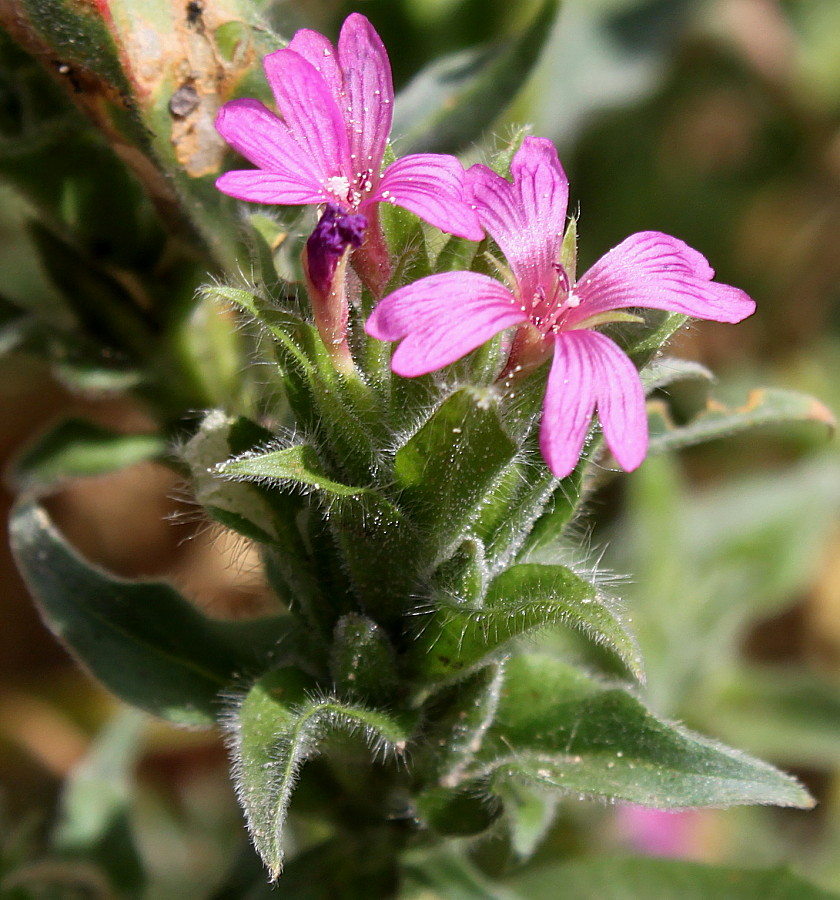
[325,169,375,210]
[529,263,579,335]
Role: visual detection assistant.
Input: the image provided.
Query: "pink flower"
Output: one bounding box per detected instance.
[366,137,755,478]
[214,14,482,243]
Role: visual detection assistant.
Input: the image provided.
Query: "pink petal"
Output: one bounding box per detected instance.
[366,272,525,376]
[287,28,344,108]
[215,170,328,206]
[263,49,351,183]
[467,136,569,299]
[541,330,647,478]
[568,231,756,326]
[338,13,393,176]
[373,154,483,240]
[215,99,327,196]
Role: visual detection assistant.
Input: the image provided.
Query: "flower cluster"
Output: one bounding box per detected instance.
[215,13,755,480]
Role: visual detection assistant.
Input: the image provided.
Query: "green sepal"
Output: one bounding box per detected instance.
[9,500,305,726]
[231,671,411,879]
[432,538,487,606]
[394,388,517,561]
[409,564,642,684]
[11,418,166,493]
[478,655,814,810]
[392,0,561,154]
[415,665,504,782]
[494,780,558,862]
[330,614,398,707]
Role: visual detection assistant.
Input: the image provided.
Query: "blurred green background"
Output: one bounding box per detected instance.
[1,0,839,896]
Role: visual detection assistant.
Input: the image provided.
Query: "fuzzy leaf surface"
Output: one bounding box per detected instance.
[10,501,299,726]
[395,388,517,558]
[477,655,813,810]
[232,670,410,879]
[410,565,641,684]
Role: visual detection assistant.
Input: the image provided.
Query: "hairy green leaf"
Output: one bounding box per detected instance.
[232,670,411,879]
[410,564,641,683]
[478,655,813,810]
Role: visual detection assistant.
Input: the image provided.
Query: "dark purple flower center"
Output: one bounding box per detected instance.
[306,203,368,297]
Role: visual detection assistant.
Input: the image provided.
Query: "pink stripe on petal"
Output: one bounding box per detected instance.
[338,13,394,175]
[366,272,525,376]
[375,155,483,240]
[569,231,756,326]
[264,49,351,181]
[468,137,569,298]
[287,28,344,109]
[215,99,325,190]
[215,170,328,205]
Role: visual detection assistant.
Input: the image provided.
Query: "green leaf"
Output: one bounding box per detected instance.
[410,564,641,684]
[495,780,558,862]
[11,418,165,492]
[477,655,813,810]
[508,857,840,900]
[218,444,416,619]
[232,670,411,879]
[52,709,146,897]
[402,847,521,900]
[395,388,517,558]
[10,501,300,726]
[392,0,560,153]
[647,387,835,455]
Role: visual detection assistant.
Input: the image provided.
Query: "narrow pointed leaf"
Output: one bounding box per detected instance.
[392,0,560,153]
[11,419,165,492]
[410,565,642,683]
[478,655,813,810]
[232,670,411,879]
[641,357,714,394]
[10,501,300,726]
[647,387,835,455]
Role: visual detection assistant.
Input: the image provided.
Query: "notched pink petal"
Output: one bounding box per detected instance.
[375,154,483,240]
[338,13,394,173]
[366,272,525,376]
[540,330,648,478]
[584,331,648,472]
[540,331,598,479]
[467,136,569,298]
[287,28,344,108]
[215,99,324,192]
[215,170,327,206]
[263,49,351,181]
[570,231,756,326]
